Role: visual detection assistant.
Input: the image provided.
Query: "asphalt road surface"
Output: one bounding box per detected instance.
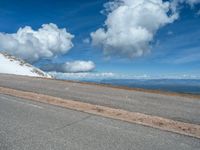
[0,94,200,150]
[0,74,200,125]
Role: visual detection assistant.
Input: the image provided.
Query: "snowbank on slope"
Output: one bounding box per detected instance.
[0,52,51,78]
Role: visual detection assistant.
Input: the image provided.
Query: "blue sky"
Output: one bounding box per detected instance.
[0,0,200,79]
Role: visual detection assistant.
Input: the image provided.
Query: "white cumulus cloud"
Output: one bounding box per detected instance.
[61,61,95,72]
[49,72,200,80]
[43,60,95,73]
[82,38,90,44]
[91,0,178,58]
[0,23,74,63]
[49,72,116,80]
[91,0,200,59]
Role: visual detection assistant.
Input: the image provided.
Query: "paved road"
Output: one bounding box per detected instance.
[0,74,200,125]
[0,94,200,150]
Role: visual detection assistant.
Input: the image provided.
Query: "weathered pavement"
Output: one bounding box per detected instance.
[0,94,200,150]
[0,74,200,125]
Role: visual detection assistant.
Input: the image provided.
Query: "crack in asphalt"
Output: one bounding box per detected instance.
[50,115,92,133]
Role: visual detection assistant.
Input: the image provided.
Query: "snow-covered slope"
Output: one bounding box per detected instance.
[0,52,51,78]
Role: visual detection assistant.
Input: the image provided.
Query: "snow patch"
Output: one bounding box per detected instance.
[0,52,51,78]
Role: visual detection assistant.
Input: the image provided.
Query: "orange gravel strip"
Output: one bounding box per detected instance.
[0,86,200,139]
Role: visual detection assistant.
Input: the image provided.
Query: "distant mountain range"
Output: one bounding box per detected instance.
[99,79,200,95]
